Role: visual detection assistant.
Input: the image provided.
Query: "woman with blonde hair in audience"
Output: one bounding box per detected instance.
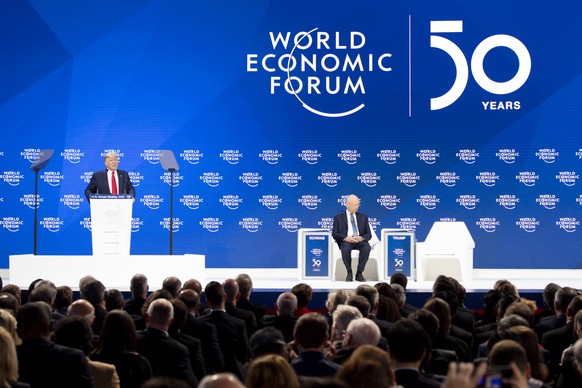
[0,326,28,387]
[0,309,21,345]
[336,344,397,388]
[246,354,299,388]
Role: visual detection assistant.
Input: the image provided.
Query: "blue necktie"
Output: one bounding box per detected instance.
[350,213,359,237]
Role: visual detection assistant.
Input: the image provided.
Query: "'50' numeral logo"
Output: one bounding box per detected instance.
[430,20,531,110]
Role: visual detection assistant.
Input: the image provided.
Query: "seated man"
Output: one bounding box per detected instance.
[332,194,372,282]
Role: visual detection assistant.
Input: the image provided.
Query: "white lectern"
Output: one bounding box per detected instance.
[416,221,475,281]
[90,194,133,255]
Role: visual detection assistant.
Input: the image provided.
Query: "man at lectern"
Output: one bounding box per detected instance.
[332,194,372,282]
[85,152,135,201]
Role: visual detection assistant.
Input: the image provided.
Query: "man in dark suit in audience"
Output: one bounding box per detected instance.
[536,286,578,340]
[261,292,298,343]
[388,319,441,388]
[235,273,267,323]
[223,278,257,338]
[292,312,340,377]
[137,299,197,387]
[84,152,135,201]
[17,302,95,387]
[197,281,248,380]
[81,280,108,336]
[178,289,224,374]
[124,273,148,316]
[390,273,419,317]
[169,299,206,382]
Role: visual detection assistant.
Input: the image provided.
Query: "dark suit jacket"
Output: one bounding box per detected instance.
[85,169,135,201]
[260,314,298,343]
[236,297,267,323]
[136,328,197,387]
[226,302,257,338]
[124,296,146,317]
[17,337,95,388]
[394,368,441,388]
[170,331,206,381]
[181,313,224,374]
[541,320,576,378]
[535,314,566,340]
[332,211,372,246]
[292,351,340,377]
[197,310,248,379]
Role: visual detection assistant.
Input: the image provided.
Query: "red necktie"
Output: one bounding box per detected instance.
[111,171,118,194]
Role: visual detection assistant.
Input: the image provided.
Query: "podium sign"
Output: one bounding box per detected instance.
[297,228,332,280]
[90,194,133,256]
[381,229,415,280]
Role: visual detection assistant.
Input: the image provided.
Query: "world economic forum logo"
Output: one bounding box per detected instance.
[556,218,579,233]
[417,195,440,210]
[279,172,302,187]
[181,150,204,164]
[239,172,262,187]
[476,218,499,232]
[131,218,143,233]
[1,217,23,232]
[417,150,439,164]
[476,172,499,187]
[338,150,360,164]
[80,218,92,232]
[298,150,321,164]
[161,172,184,187]
[80,172,93,184]
[516,217,539,233]
[247,29,392,117]
[358,172,381,187]
[1,171,24,186]
[220,195,243,210]
[516,172,539,187]
[21,194,43,209]
[141,150,160,164]
[41,172,65,187]
[128,172,144,187]
[259,150,282,164]
[181,195,203,210]
[220,150,243,164]
[318,172,341,187]
[141,195,164,210]
[61,149,84,164]
[298,195,321,210]
[397,218,420,232]
[536,195,559,210]
[239,217,262,233]
[259,195,282,210]
[436,172,460,187]
[20,148,40,162]
[40,217,64,232]
[496,149,519,164]
[556,172,579,186]
[496,195,519,210]
[200,172,223,187]
[60,194,84,210]
[160,218,183,232]
[279,217,302,232]
[456,195,479,210]
[397,172,420,187]
[536,148,559,163]
[377,195,400,210]
[456,149,479,164]
[377,150,400,164]
[200,217,223,232]
[318,217,334,231]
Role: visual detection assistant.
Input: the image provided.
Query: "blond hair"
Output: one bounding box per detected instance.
[0,326,18,386]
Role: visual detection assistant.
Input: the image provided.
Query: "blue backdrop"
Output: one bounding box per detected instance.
[1,0,581,270]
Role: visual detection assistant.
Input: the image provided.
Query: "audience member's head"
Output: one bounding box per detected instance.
[488,339,529,377]
[54,285,73,312]
[567,295,582,321]
[0,327,18,387]
[53,315,93,355]
[504,301,534,327]
[423,297,451,335]
[204,281,227,308]
[555,286,579,315]
[387,319,431,367]
[376,294,401,323]
[496,281,520,298]
[235,274,253,299]
[481,289,501,323]
[199,373,244,388]
[276,292,297,316]
[1,284,21,307]
[496,294,520,319]
[82,280,106,307]
[178,289,200,313]
[169,298,188,334]
[0,309,20,345]
[78,275,97,298]
[17,301,52,340]
[223,279,240,304]
[291,283,313,312]
[105,289,124,311]
[182,278,203,293]
[331,304,362,344]
[575,310,582,339]
[0,293,19,315]
[130,273,149,298]
[355,284,379,314]
[336,344,395,388]
[574,339,582,374]
[342,317,381,348]
[346,295,371,318]
[249,326,287,360]
[374,282,397,300]
[390,284,406,308]
[293,312,329,352]
[325,289,353,315]
[96,310,137,355]
[162,276,182,298]
[28,284,56,306]
[503,326,548,381]
[146,299,174,330]
[246,354,299,388]
[542,282,560,311]
[409,309,440,343]
[67,299,96,327]
[390,272,408,290]
[141,289,173,317]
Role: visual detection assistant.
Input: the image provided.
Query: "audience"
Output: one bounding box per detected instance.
[1,271,578,388]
